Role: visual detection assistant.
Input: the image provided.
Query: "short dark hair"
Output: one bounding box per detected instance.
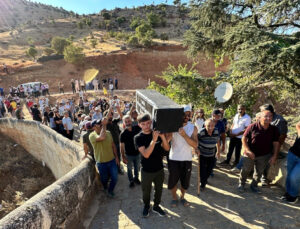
[137,113,151,123]
[260,104,274,113]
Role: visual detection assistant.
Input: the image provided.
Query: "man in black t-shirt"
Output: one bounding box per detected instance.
[31,104,42,122]
[43,106,50,125]
[134,114,169,218]
[104,107,123,174]
[53,110,63,134]
[120,115,141,188]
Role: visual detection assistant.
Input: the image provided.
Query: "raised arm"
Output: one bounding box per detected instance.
[138,131,159,159]
[178,126,198,149]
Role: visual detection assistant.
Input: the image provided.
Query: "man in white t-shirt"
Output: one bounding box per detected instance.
[222,105,251,166]
[167,105,198,207]
[62,111,74,140]
[58,103,65,116]
[92,106,103,120]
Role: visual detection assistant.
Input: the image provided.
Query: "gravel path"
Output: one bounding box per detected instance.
[83,159,300,229]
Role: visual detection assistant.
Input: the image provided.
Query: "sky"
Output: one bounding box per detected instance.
[35,0,190,15]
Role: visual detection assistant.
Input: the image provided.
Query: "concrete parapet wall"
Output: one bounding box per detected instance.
[0,118,83,179]
[0,118,96,228]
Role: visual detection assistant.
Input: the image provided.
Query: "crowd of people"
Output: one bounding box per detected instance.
[0,87,299,218]
[78,99,299,217]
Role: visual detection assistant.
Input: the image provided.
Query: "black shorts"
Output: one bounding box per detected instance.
[168,160,192,190]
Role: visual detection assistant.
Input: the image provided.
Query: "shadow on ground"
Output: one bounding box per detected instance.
[81,158,300,229]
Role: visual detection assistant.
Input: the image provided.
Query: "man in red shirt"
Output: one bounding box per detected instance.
[238,110,279,193]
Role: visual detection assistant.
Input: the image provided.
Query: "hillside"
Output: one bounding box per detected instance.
[0,0,190,64]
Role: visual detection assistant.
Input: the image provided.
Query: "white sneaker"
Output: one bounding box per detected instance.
[230,167,240,173]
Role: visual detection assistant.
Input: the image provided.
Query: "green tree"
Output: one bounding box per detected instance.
[102,11,111,20]
[116,17,126,26]
[135,22,155,39]
[51,36,71,54]
[127,35,139,47]
[26,47,38,60]
[63,44,85,64]
[184,0,300,98]
[146,12,161,28]
[173,0,181,6]
[130,17,143,30]
[90,39,97,48]
[148,64,217,108]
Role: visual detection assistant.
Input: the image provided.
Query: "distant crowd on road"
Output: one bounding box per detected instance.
[0,86,299,217]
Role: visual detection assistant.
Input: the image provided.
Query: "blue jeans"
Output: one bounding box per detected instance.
[126,154,140,182]
[286,151,300,197]
[96,159,118,193]
[236,156,244,170]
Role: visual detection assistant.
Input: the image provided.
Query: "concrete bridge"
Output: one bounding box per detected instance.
[0,119,299,229]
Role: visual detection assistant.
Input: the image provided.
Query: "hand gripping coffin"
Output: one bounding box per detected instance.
[136,90,183,133]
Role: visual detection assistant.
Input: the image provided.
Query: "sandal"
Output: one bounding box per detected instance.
[171,199,178,207]
[180,198,190,207]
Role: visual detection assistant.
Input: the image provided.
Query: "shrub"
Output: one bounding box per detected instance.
[108,31,116,38]
[116,17,126,26]
[63,44,85,64]
[26,47,38,60]
[160,33,169,41]
[51,37,71,55]
[77,21,84,29]
[98,21,105,29]
[43,47,55,56]
[85,18,92,27]
[116,31,130,41]
[104,20,112,30]
[140,36,152,47]
[130,17,142,30]
[146,12,161,28]
[135,23,155,39]
[68,35,75,41]
[102,12,111,20]
[90,39,97,48]
[27,37,34,45]
[127,35,139,47]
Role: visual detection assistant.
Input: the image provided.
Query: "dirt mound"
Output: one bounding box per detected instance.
[0,134,56,219]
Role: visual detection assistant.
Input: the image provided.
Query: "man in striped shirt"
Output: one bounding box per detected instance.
[197,119,220,191]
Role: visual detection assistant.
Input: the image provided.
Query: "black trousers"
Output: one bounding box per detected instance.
[226,137,242,165]
[200,155,215,188]
[141,169,164,207]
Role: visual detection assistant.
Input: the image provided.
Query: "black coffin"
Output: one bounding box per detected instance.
[136,90,183,133]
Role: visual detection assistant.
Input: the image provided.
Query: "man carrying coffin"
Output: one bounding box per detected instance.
[167,105,198,207]
[134,113,170,218]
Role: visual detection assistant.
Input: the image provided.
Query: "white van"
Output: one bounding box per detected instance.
[19,82,42,95]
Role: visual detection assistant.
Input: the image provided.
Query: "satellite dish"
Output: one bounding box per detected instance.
[214,82,233,103]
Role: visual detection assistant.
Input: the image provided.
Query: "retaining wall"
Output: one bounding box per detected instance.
[0,118,96,229]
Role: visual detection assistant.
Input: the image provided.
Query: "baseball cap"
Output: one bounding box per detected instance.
[91,119,102,127]
[212,109,221,115]
[85,121,93,130]
[183,105,191,113]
